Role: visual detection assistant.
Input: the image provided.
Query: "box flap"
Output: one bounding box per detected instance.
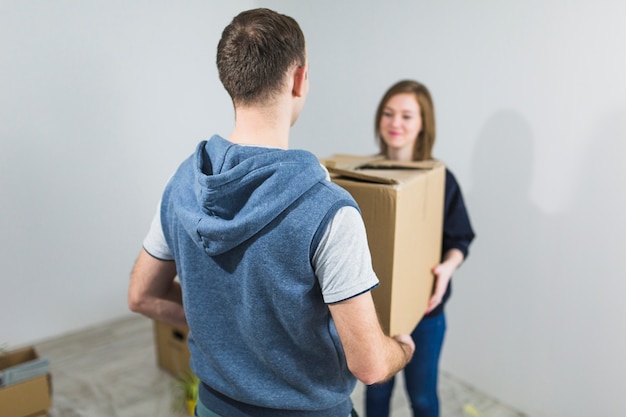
[0,347,51,388]
[363,159,440,170]
[329,169,399,185]
[0,347,38,370]
[321,154,439,184]
[319,154,385,170]
[0,357,50,387]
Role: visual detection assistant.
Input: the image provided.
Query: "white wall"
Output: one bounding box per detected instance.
[2,1,626,416]
[0,1,249,343]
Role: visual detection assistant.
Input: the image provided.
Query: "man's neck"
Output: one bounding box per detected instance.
[228,104,291,149]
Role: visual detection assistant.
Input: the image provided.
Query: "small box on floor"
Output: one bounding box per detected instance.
[0,346,52,417]
[320,154,445,336]
[154,320,191,377]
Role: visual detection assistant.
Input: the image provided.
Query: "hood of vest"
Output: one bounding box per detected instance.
[180,136,326,256]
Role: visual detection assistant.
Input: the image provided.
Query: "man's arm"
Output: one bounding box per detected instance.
[328,292,414,385]
[315,206,414,385]
[128,248,187,326]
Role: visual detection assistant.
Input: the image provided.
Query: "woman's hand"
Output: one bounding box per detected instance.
[425,248,464,314]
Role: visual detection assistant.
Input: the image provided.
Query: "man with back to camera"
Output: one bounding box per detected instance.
[128,8,415,417]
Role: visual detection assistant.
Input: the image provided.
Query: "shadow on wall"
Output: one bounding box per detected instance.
[450,107,626,415]
[447,109,557,409]
[551,105,626,412]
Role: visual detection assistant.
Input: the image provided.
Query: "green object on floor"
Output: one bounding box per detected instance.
[464,403,489,417]
[173,370,199,416]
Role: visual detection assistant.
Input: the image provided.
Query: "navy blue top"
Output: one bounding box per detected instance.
[424,168,475,318]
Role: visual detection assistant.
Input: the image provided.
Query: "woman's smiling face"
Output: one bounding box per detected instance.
[379,93,422,158]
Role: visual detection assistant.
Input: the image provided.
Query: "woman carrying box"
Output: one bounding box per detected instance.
[365,80,475,417]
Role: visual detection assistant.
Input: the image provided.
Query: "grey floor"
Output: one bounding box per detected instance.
[33,315,527,417]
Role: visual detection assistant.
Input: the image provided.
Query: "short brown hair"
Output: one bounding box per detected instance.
[374,80,436,161]
[217,8,306,106]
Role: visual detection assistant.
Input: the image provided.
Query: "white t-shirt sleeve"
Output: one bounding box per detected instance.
[142,200,174,261]
[312,205,379,304]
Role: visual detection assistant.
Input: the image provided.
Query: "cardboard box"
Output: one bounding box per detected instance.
[0,347,52,417]
[154,320,191,377]
[321,154,445,335]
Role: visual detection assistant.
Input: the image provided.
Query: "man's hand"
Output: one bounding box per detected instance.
[393,333,415,362]
[328,292,416,385]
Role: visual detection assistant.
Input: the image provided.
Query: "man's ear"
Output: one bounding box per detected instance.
[292,64,308,98]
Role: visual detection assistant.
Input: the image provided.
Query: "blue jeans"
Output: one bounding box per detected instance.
[365,313,446,417]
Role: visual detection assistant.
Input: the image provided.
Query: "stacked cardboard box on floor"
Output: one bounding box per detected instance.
[154,320,191,377]
[0,346,52,417]
[321,154,445,336]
